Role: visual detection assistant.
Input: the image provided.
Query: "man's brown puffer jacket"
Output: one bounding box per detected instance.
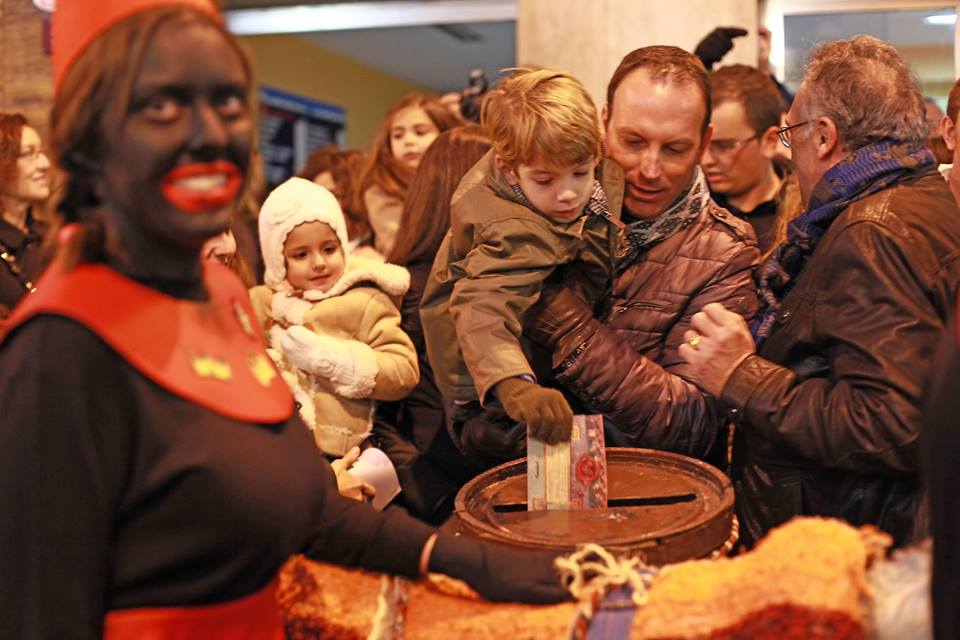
[555,198,760,459]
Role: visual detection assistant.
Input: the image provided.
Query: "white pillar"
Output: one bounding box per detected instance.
[518,0,758,107]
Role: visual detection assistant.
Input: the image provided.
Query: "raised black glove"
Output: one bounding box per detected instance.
[428,531,570,604]
[496,377,573,444]
[694,26,748,70]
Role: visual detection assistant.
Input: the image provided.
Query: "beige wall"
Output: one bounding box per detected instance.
[0,0,53,142]
[518,0,758,108]
[238,34,432,152]
[0,4,429,154]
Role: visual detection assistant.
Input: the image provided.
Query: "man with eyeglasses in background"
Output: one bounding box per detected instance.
[679,36,960,549]
[701,65,801,253]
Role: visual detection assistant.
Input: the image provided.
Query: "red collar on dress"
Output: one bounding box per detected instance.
[3,256,293,423]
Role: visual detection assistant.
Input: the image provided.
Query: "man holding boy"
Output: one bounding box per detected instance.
[526,47,760,461]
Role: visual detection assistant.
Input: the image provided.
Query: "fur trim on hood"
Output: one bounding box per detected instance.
[269,255,411,325]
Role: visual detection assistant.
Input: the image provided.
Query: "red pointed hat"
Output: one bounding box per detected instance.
[52,0,219,91]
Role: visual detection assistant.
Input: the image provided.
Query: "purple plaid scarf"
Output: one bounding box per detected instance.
[752,140,935,346]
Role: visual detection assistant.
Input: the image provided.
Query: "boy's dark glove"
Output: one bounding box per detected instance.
[495,377,573,444]
[694,26,748,69]
[525,283,597,354]
[428,531,570,604]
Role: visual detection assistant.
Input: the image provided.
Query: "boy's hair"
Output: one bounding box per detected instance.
[480,67,600,169]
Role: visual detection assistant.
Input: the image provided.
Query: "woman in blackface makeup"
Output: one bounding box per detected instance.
[0,2,566,638]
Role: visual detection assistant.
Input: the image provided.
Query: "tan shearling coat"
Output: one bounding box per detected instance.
[250,257,419,456]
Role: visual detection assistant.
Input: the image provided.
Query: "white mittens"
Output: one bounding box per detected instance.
[280,325,379,398]
[281,325,341,379]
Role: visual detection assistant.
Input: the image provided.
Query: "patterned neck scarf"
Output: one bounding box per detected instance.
[615,167,711,271]
[752,140,935,346]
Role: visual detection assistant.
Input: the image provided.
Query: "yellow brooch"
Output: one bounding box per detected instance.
[190,354,232,381]
[249,352,277,387]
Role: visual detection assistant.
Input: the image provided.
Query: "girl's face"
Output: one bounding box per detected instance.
[283,221,345,293]
[2,126,50,205]
[389,106,439,168]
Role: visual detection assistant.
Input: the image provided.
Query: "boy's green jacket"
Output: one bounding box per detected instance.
[420,151,623,404]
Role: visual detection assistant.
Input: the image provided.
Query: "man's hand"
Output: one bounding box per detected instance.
[677,302,756,397]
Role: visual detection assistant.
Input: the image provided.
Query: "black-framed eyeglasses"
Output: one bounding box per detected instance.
[706,131,763,158]
[777,121,810,148]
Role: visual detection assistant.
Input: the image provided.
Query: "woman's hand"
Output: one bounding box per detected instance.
[330,446,375,501]
[678,302,756,397]
[423,531,570,604]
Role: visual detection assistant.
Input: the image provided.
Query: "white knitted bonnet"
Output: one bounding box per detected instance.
[258,177,350,290]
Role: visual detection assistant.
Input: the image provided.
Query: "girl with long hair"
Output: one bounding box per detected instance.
[357,94,461,256]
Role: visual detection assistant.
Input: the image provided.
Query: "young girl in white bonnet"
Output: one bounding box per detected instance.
[250,177,418,496]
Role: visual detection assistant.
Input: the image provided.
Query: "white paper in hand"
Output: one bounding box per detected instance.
[350,447,401,511]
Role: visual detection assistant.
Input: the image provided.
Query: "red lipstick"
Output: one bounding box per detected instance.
[161,161,242,213]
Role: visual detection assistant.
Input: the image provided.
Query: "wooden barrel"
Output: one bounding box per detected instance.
[455,447,735,565]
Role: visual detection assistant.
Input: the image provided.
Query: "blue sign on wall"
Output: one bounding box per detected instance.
[259,86,346,188]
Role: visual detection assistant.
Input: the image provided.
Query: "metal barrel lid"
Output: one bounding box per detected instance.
[455,447,735,565]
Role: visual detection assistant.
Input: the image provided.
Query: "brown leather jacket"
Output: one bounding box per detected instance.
[555,190,760,459]
[721,169,960,547]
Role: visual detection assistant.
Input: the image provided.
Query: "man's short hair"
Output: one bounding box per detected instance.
[480,67,600,169]
[710,64,784,133]
[947,80,960,123]
[605,45,711,134]
[801,35,927,150]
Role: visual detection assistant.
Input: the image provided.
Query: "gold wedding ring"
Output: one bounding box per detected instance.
[688,333,702,349]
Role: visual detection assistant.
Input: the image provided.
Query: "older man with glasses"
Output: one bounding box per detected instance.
[701,65,801,253]
[680,35,960,548]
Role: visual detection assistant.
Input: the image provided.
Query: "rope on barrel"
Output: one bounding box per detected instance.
[368,575,407,640]
[554,543,658,606]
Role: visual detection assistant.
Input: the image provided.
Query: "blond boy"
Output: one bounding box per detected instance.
[420,68,621,463]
